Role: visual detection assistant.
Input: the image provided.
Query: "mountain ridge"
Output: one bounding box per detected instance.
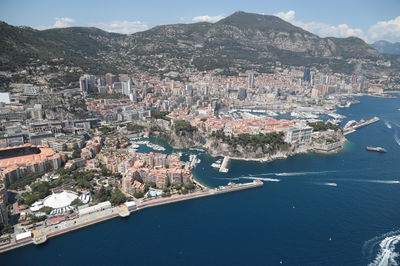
[0,11,398,79]
[370,40,400,55]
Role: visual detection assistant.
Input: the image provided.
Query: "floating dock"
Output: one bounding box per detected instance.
[219,156,230,173]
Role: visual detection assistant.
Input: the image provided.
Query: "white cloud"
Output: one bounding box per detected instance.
[52,17,76,28]
[35,17,76,30]
[273,10,400,42]
[274,10,365,39]
[274,10,295,21]
[191,15,225,23]
[296,21,366,39]
[368,16,400,43]
[90,21,149,34]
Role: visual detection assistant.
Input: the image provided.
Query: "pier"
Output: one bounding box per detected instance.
[219,156,230,173]
[344,116,380,135]
[0,180,263,254]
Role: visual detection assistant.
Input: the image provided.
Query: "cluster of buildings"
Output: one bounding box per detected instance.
[0,144,64,224]
[96,137,193,192]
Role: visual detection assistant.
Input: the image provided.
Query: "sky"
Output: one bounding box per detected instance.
[0,0,399,43]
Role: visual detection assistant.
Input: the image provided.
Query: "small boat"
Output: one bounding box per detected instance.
[326,182,337,187]
[366,146,387,153]
[211,163,221,168]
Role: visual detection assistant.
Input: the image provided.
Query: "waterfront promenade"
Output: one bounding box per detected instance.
[0,180,262,254]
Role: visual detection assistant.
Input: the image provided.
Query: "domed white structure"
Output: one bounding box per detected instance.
[42,190,79,209]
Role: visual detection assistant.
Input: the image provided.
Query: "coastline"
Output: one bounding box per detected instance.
[0,180,262,254]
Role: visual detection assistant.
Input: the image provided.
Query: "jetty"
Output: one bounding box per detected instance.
[219,156,230,173]
[344,116,380,135]
[0,180,263,254]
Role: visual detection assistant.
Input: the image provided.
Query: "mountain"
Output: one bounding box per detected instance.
[0,21,124,73]
[370,40,400,55]
[0,11,398,79]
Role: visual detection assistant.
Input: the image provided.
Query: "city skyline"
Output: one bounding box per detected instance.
[0,0,399,43]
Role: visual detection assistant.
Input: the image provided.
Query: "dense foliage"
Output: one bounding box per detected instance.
[151,111,170,121]
[18,181,51,206]
[308,121,342,132]
[8,172,44,190]
[126,123,145,132]
[211,130,288,153]
[110,188,127,206]
[174,120,197,133]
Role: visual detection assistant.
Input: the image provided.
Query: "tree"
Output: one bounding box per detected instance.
[8,172,44,190]
[110,189,127,206]
[31,182,51,199]
[133,192,144,198]
[95,186,111,202]
[151,111,170,121]
[126,123,145,132]
[307,121,342,132]
[70,198,84,206]
[39,206,53,214]
[72,148,81,159]
[174,120,197,133]
[0,224,14,235]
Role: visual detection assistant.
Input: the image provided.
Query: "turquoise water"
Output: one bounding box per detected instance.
[2,96,400,265]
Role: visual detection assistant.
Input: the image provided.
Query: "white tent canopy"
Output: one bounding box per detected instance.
[42,191,79,209]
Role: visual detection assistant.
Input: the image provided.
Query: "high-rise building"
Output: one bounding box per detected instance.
[122,80,132,96]
[303,66,311,82]
[247,73,255,89]
[79,75,96,93]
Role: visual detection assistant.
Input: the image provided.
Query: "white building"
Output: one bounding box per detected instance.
[285,126,313,145]
[0,92,10,104]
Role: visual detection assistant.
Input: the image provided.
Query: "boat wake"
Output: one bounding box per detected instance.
[216,177,280,182]
[367,180,400,184]
[394,131,400,146]
[240,176,280,182]
[274,170,340,176]
[363,230,400,266]
[334,178,400,185]
[313,182,337,187]
[384,120,392,129]
[391,121,400,128]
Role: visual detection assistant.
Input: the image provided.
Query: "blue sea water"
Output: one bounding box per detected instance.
[2,96,400,266]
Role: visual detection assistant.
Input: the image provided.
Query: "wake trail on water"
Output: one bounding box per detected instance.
[394,130,400,146]
[330,178,400,185]
[251,170,340,177]
[253,169,376,177]
[363,230,400,266]
[390,121,400,128]
[215,177,281,182]
[384,120,392,129]
[312,182,337,187]
[240,176,280,182]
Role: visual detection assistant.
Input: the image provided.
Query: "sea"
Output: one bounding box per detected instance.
[2,95,400,266]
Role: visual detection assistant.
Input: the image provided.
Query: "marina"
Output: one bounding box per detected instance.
[131,140,166,152]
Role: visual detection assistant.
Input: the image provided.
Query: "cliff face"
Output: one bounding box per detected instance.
[168,130,206,149]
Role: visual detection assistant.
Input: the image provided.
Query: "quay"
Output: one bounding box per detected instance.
[219,156,230,173]
[0,180,263,254]
[344,116,380,135]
